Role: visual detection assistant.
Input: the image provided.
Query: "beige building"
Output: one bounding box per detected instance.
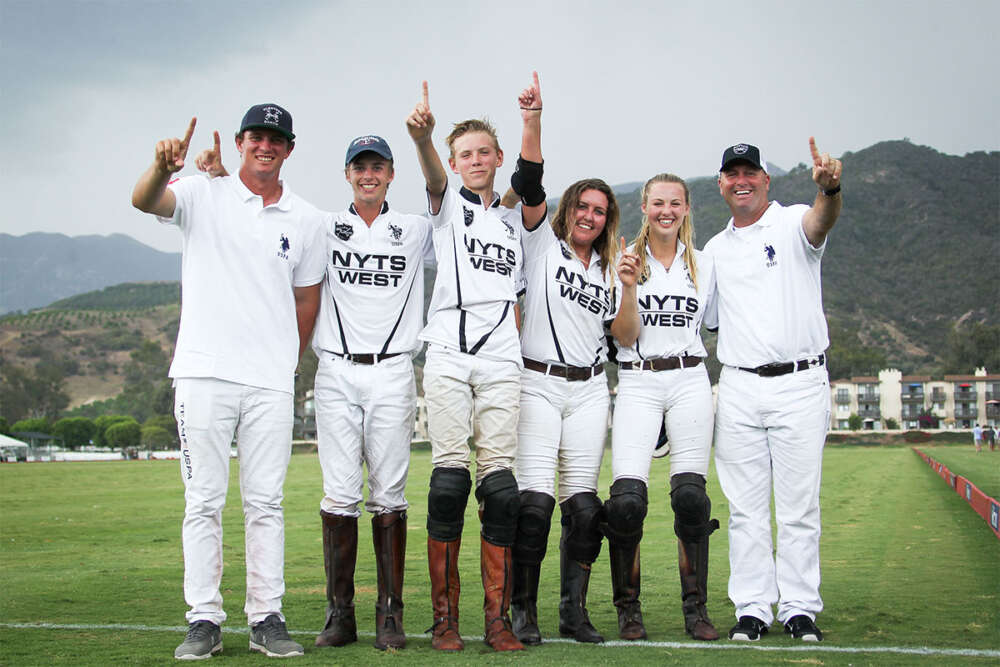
[830,367,1000,431]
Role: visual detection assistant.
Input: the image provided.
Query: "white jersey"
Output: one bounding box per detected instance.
[613,240,713,364]
[160,174,326,393]
[420,186,525,364]
[312,202,434,356]
[520,220,613,366]
[703,201,828,367]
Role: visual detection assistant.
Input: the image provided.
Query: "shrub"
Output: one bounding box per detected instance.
[903,430,932,443]
[105,420,141,449]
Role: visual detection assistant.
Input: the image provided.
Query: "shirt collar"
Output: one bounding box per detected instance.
[348,201,389,217]
[727,200,776,233]
[233,175,292,211]
[459,186,500,208]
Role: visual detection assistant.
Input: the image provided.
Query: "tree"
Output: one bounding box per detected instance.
[0,416,8,435]
[884,417,899,430]
[848,414,863,431]
[93,415,134,447]
[52,417,96,450]
[943,322,1000,373]
[140,425,174,450]
[0,363,69,422]
[105,420,141,449]
[10,417,52,434]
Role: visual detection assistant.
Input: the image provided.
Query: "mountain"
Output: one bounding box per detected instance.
[0,232,181,314]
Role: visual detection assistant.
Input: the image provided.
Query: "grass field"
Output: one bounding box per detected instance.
[918,445,1000,499]
[1,443,998,665]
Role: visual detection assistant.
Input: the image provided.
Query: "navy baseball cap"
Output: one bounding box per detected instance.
[720,143,767,173]
[345,135,393,166]
[239,103,295,141]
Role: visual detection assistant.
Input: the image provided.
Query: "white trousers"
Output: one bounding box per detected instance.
[611,364,714,483]
[515,370,609,502]
[423,346,521,482]
[314,353,415,517]
[714,365,830,625]
[174,377,293,626]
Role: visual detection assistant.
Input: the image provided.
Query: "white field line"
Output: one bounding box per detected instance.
[2,622,998,658]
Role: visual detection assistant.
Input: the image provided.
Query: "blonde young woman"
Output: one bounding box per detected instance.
[606,174,720,641]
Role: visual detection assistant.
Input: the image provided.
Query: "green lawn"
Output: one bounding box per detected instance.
[918,444,1000,499]
[1,445,998,665]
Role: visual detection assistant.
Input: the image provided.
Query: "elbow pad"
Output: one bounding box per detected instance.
[510,155,546,207]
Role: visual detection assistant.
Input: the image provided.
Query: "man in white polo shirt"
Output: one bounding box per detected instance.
[132,106,326,660]
[309,135,434,652]
[703,139,842,644]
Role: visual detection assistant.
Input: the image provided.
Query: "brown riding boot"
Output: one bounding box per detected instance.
[315,511,358,647]
[372,511,407,650]
[609,541,646,640]
[678,536,719,640]
[427,537,464,651]
[481,536,524,651]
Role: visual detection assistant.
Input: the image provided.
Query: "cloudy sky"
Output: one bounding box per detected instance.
[2,0,997,253]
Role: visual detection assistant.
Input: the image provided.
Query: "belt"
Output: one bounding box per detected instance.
[522,357,605,381]
[333,352,403,365]
[618,356,703,372]
[737,354,825,377]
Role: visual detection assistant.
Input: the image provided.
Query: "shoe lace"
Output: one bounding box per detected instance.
[186,621,215,641]
[255,616,290,642]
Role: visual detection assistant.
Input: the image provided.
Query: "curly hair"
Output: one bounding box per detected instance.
[550,178,620,283]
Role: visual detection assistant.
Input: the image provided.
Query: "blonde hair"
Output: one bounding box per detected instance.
[550,179,620,282]
[445,118,500,158]
[633,173,698,290]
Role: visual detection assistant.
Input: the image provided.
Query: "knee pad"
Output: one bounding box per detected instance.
[560,492,604,564]
[669,472,719,541]
[602,478,647,548]
[427,467,472,542]
[512,491,555,565]
[475,469,520,546]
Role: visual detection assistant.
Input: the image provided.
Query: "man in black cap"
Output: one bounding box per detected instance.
[703,138,842,644]
[132,105,327,660]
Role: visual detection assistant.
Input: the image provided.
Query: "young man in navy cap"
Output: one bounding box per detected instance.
[132,104,326,660]
[307,135,434,651]
[703,138,842,644]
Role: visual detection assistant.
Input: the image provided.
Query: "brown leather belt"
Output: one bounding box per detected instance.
[333,352,403,365]
[737,354,825,377]
[522,357,605,381]
[618,356,703,372]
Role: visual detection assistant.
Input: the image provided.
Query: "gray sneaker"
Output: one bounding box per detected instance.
[249,614,304,658]
[174,620,222,660]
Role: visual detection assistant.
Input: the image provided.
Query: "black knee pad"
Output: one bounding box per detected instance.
[560,492,604,564]
[475,469,520,546]
[427,467,472,542]
[512,491,555,565]
[669,472,719,541]
[602,478,648,548]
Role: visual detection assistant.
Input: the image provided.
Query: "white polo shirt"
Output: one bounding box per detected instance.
[703,201,828,368]
[613,240,713,364]
[520,220,613,367]
[160,174,326,393]
[312,201,435,356]
[420,186,525,364]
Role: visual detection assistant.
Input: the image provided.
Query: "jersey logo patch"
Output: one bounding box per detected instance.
[463,206,474,226]
[388,222,402,240]
[764,243,777,267]
[277,233,290,259]
[335,222,354,241]
[685,267,695,289]
[560,243,573,260]
[502,220,516,240]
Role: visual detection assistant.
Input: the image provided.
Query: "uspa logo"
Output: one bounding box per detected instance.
[990,501,999,531]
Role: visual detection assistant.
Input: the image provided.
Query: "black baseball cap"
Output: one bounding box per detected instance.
[239,103,295,141]
[345,135,393,166]
[720,143,766,172]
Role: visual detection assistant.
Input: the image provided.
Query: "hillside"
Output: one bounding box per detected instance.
[0,232,181,314]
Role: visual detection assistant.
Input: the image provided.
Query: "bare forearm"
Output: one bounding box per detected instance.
[294,284,322,360]
[803,191,842,246]
[610,286,640,347]
[131,163,175,217]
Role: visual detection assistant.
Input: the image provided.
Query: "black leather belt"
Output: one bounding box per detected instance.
[618,356,703,372]
[522,357,604,381]
[333,352,403,365]
[738,354,825,377]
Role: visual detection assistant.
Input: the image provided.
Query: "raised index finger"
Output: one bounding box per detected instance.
[213,130,221,153]
[181,117,197,148]
[809,136,821,165]
[532,70,540,92]
[422,81,429,107]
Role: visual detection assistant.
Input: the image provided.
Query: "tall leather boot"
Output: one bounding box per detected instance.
[678,536,719,640]
[558,546,603,643]
[608,541,646,640]
[315,511,358,647]
[481,536,524,651]
[427,537,464,651]
[510,561,542,644]
[372,511,407,650]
